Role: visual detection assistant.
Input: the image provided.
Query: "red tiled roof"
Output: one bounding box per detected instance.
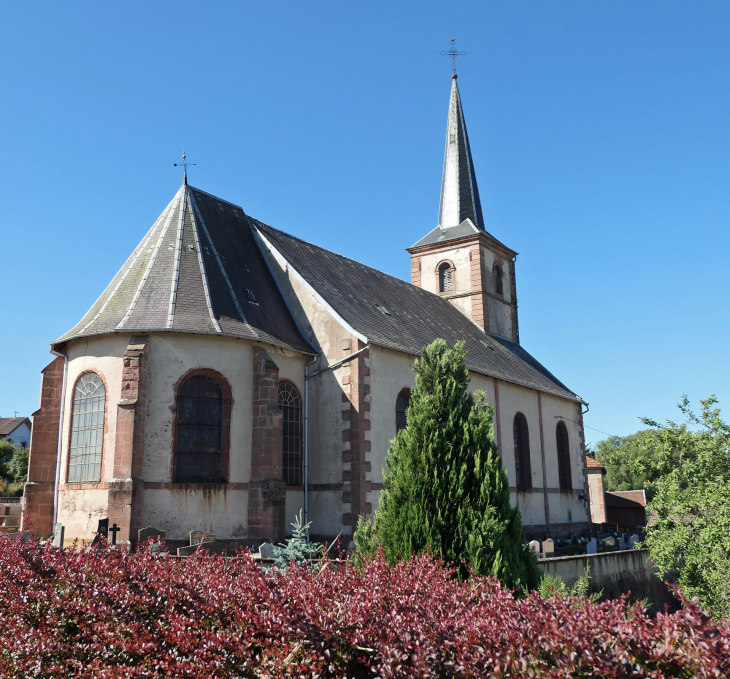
[585,456,605,470]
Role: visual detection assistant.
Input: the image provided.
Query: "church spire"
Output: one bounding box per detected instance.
[437,74,485,230]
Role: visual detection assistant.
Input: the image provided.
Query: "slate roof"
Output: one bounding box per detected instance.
[253,219,582,402]
[0,417,31,436]
[437,76,484,230]
[55,186,313,354]
[410,218,515,252]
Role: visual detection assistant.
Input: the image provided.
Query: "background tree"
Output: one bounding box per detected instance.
[0,439,28,496]
[354,339,540,590]
[642,396,730,619]
[591,430,665,501]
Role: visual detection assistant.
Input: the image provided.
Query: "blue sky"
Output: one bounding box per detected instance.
[1,1,728,446]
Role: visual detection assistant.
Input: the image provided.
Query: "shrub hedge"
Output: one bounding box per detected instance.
[0,535,728,677]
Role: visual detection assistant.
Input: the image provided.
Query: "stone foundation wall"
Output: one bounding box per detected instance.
[538,549,680,611]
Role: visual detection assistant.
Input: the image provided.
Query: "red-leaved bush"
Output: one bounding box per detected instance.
[0,535,728,678]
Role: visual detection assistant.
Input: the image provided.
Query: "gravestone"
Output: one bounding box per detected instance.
[177,541,227,557]
[259,542,278,560]
[586,538,597,554]
[53,524,64,549]
[629,534,640,549]
[138,526,166,543]
[618,535,627,551]
[528,540,540,557]
[20,530,34,544]
[190,530,216,546]
[603,536,616,550]
[542,538,555,558]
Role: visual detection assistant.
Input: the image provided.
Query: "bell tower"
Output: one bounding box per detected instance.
[407,74,519,343]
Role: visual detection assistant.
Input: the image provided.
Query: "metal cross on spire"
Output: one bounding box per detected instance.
[174,150,196,185]
[438,37,468,74]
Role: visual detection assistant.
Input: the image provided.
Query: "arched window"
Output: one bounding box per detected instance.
[493,263,504,296]
[513,412,532,490]
[438,262,453,293]
[556,421,572,492]
[396,388,411,432]
[175,374,224,482]
[68,372,105,483]
[279,381,302,486]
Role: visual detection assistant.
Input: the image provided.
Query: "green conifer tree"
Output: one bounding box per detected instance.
[355,339,540,590]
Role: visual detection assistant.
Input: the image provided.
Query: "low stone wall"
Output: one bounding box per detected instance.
[538,549,679,611]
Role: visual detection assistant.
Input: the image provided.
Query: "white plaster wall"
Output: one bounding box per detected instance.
[140,333,306,541]
[143,487,250,541]
[56,334,130,541]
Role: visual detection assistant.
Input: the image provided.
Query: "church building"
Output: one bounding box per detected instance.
[23,74,591,548]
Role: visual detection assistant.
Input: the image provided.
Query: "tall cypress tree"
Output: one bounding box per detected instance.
[355,339,540,590]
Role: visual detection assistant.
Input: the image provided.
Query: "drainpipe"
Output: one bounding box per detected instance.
[303,354,320,532]
[303,342,371,531]
[50,346,68,533]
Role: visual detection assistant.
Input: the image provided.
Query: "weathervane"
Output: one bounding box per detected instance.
[174,150,196,185]
[438,37,468,74]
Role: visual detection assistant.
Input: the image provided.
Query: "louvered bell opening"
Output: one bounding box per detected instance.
[439,263,453,293]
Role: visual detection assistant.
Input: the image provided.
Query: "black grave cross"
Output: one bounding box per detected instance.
[108,523,121,546]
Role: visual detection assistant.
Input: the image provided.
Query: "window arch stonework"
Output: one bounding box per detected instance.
[279,380,302,486]
[513,412,532,491]
[172,369,231,484]
[436,260,456,294]
[396,388,411,432]
[67,371,107,484]
[556,420,572,492]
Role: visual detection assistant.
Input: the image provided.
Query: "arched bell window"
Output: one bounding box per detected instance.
[175,373,226,482]
[438,262,453,293]
[279,381,302,486]
[493,263,504,296]
[68,372,105,483]
[395,388,411,432]
[556,420,572,492]
[513,412,532,491]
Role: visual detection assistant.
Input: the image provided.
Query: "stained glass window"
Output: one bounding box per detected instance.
[175,375,223,482]
[396,389,410,432]
[513,412,532,491]
[279,381,302,486]
[556,421,572,492]
[68,373,105,483]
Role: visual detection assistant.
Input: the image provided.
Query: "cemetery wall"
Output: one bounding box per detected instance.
[538,549,680,610]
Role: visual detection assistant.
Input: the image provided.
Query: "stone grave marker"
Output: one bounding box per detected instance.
[139,526,166,543]
[618,535,627,551]
[177,541,227,557]
[542,538,555,558]
[603,536,616,550]
[259,542,278,560]
[20,530,34,544]
[190,530,216,546]
[528,540,540,557]
[629,534,640,549]
[586,538,597,554]
[53,524,64,549]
